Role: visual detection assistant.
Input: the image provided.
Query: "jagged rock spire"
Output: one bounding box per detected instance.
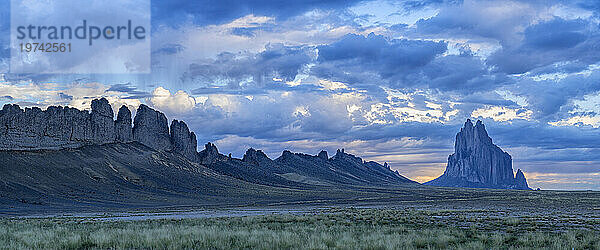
[170,120,198,161]
[426,119,530,190]
[115,105,133,142]
[90,98,115,144]
[454,119,493,156]
[198,142,222,164]
[318,150,328,160]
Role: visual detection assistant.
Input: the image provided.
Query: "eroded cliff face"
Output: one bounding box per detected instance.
[170,120,197,161]
[0,102,101,150]
[132,104,172,151]
[446,119,514,185]
[90,98,116,144]
[115,105,133,143]
[426,119,530,190]
[0,98,198,161]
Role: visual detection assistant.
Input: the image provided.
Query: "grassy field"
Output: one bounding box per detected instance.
[2,208,599,249]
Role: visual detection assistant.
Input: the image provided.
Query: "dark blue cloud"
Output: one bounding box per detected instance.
[511,70,600,121]
[577,0,600,16]
[182,43,313,89]
[344,121,456,143]
[523,18,587,50]
[415,54,512,92]
[488,17,600,74]
[231,27,258,38]
[399,0,462,11]
[458,92,519,107]
[485,119,600,150]
[317,33,445,71]
[314,33,446,85]
[314,33,509,93]
[412,2,522,43]
[191,82,331,96]
[410,1,593,53]
[58,93,73,101]
[152,44,185,56]
[152,0,366,27]
[528,61,590,76]
[106,83,151,98]
[0,95,13,101]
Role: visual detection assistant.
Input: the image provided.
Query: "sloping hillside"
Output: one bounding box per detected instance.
[0,143,303,212]
[196,143,416,188]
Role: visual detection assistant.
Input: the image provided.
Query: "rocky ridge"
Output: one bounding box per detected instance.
[0,98,197,161]
[273,148,416,186]
[425,119,530,190]
[0,98,421,188]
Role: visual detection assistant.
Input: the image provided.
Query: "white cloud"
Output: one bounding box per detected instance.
[203,94,243,113]
[471,106,533,122]
[496,89,529,107]
[293,106,310,117]
[149,87,197,114]
[317,79,348,90]
[570,92,600,114]
[364,88,459,124]
[545,91,600,128]
[223,14,275,29]
[0,82,61,105]
[549,115,600,128]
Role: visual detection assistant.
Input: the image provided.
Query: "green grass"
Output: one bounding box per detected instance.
[1,208,599,249]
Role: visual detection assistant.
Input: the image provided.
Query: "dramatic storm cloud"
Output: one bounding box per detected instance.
[2,0,600,190]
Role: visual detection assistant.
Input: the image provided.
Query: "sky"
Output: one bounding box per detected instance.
[1,0,600,190]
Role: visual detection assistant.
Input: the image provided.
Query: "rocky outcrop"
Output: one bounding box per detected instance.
[170,120,197,161]
[332,148,362,165]
[514,169,529,190]
[425,119,530,190]
[198,142,225,164]
[317,150,328,160]
[132,104,172,151]
[0,98,200,161]
[90,98,116,144]
[242,148,270,165]
[115,106,133,142]
[0,103,90,150]
[274,148,416,186]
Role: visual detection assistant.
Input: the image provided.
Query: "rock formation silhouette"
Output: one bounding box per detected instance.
[425,119,530,190]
